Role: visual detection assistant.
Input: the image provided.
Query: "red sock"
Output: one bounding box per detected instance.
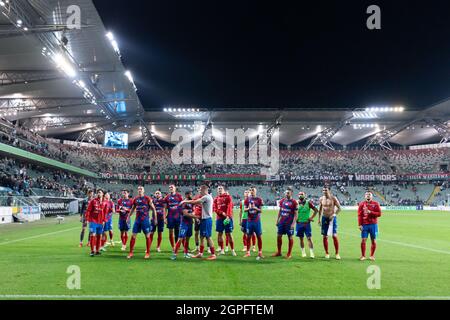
[210,246,215,255]
[199,245,205,254]
[246,235,251,252]
[157,232,162,248]
[90,235,96,253]
[96,235,101,253]
[225,235,229,247]
[129,237,136,254]
[361,241,367,257]
[146,236,151,254]
[218,237,224,250]
[183,239,189,254]
[174,240,182,255]
[169,232,175,249]
[288,238,294,256]
[124,233,128,245]
[252,234,256,246]
[333,236,339,255]
[323,237,329,254]
[109,231,113,241]
[243,234,247,247]
[257,235,263,252]
[277,236,282,254]
[149,233,154,249]
[228,234,234,250]
[370,240,377,257]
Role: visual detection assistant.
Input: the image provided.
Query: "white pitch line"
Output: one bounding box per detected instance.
[0,295,449,300]
[0,227,79,246]
[340,232,450,255]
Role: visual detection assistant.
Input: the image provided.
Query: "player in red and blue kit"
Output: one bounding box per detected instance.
[117,189,133,251]
[127,186,156,260]
[171,190,199,260]
[273,188,298,259]
[164,185,183,252]
[214,185,236,256]
[152,191,166,253]
[244,187,264,260]
[358,191,382,261]
[101,193,115,251]
[85,189,107,257]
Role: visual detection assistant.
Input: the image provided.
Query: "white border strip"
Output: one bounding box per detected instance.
[0,295,449,300]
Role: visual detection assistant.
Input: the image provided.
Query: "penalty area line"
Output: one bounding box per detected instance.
[0,295,450,300]
[0,227,79,246]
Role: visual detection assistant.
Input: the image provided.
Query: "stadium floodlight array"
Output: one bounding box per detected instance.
[365,106,405,113]
[353,123,379,130]
[106,32,121,58]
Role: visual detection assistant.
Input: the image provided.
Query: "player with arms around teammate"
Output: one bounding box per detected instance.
[152,190,166,253]
[85,189,107,257]
[296,192,319,258]
[181,185,217,261]
[318,186,342,260]
[164,185,183,252]
[79,190,94,247]
[244,187,264,260]
[127,186,157,260]
[272,187,298,259]
[117,189,133,251]
[214,185,237,256]
[171,190,199,260]
[358,191,382,261]
[101,193,115,251]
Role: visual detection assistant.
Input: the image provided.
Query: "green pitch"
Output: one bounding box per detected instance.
[0,210,449,300]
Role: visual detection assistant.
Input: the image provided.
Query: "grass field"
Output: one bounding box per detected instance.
[0,210,449,300]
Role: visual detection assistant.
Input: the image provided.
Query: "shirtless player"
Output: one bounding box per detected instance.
[318,186,341,260]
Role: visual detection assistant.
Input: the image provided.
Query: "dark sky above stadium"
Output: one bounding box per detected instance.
[93,0,450,111]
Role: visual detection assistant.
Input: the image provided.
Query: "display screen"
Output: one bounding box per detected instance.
[104,131,128,149]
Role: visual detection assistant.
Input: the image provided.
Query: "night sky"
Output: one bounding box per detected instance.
[93,0,450,111]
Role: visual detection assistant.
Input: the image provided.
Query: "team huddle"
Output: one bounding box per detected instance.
[79,185,382,261]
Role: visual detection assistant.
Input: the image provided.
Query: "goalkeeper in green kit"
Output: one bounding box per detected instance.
[296,192,319,258]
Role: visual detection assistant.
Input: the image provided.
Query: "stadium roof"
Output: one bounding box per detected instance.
[0,0,449,148]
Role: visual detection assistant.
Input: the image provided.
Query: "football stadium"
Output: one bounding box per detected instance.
[0,0,449,303]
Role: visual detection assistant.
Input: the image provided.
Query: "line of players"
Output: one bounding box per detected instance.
[80,184,382,261]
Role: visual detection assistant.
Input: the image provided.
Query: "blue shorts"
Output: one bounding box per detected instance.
[118,219,130,232]
[277,223,294,236]
[89,222,103,235]
[167,216,181,230]
[103,219,113,232]
[361,224,378,239]
[296,222,312,238]
[246,220,262,236]
[200,218,213,238]
[321,216,338,236]
[132,218,152,235]
[151,219,165,233]
[216,218,234,233]
[241,219,248,233]
[179,222,193,239]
